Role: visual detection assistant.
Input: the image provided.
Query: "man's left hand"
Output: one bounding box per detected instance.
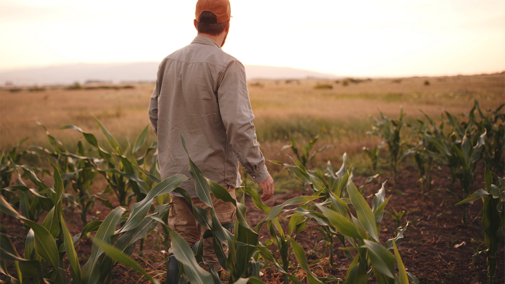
[258,174,274,201]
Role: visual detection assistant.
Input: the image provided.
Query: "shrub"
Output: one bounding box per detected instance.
[67,82,82,90]
[248,82,264,88]
[313,83,333,90]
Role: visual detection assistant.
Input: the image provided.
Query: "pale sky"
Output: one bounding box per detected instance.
[1,0,504,77]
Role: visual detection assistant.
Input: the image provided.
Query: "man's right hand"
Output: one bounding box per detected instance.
[258,174,274,201]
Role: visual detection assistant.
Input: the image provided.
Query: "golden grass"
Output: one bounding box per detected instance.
[1,73,503,169]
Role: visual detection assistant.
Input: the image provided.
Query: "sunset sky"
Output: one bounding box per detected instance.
[1,0,504,77]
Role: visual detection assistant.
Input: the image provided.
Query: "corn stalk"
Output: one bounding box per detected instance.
[457,166,504,284]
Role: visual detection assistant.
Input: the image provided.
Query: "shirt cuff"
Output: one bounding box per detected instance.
[250,165,270,183]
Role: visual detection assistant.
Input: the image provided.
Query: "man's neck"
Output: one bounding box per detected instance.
[197,33,225,47]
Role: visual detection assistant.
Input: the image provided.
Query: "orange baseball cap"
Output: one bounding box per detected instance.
[195,0,231,24]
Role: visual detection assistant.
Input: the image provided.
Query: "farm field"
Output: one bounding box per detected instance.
[1,73,503,160]
[0,72,504,284]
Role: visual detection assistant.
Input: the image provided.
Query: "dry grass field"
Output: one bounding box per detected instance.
[1,73,503,172]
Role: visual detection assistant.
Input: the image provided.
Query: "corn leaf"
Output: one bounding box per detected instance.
[42,207,60,238]
[316,205,361,239]
[180,135,213,207]
[82,206,126,284]
[119,174,186,233]
[93,239,159,284]
[93,115,122,154]
[362,240,395,279]
[133,126,149,154]
[347,182,379,241]
[167,227,213,284]
[59,209,82,283]
[393,240,408,284]
[290,239,323,284]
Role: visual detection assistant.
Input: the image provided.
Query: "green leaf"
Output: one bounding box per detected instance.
[93,239,159,284]
[133,126,149,153]
[49,161,64,204]
[72,221,102,247]
[24,219,60,270]
[374,196,391,225]
[24,229,35,260]
[116,204,170,252]
[0,247,44,282]
[0,195,24,219]
[93,115,122,154]
[255,195,320,232]
[209,181,253,231]
[242,187,270,214]
[119,174,186,233]
[229,220,260,279]
[393,240,408,284]
[425,134,451,156]
[42,207,60,238]
[456,189,490,205]
[167,227,213,284]
[288,212,305,236]
[0,234,20,259]
[59,125,98,146]
[347,182,379,241]
[59,209,82,284]
[180,135,213,207]
[362,240,395,279]
[316,205,361,239]
[82,206,126,284]
[372,182,386,213]
[290,239,323,284]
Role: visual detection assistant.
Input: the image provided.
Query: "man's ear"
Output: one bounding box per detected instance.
[194,19,198,31]
[225,21,230,32]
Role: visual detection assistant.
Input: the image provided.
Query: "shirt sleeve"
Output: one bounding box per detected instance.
[148,62,163,136]
[217,60,270,183]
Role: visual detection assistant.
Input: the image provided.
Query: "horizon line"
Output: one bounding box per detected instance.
[0,61,503,79]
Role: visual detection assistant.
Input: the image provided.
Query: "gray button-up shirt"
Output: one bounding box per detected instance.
[149,35,269,198]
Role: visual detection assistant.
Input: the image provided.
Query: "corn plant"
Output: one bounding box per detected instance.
[407,113,449,200]
[285,153,350,271]
[2,163,56,232]
[0,161,187,284]
[385,207,405,229]
[61,117,152,207]
[314,181,417,284]
[457,166,504,284]
[368,108,407,184]
[30,123,111,227]
[470,101,505,177]
[422,122,486,224]
[268,151,418,283]
[1,138,29,189]
[281,132,332,172]
[61,142,104,227]
[286,170,417,283]
[363,146,380,172]
[1,142,25,214]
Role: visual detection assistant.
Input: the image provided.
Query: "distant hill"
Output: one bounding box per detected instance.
[0,62,338,86]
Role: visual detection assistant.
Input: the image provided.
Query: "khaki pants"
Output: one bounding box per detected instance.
[167,187,236,271]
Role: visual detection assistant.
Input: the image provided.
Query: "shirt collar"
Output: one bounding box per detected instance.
[191,35,221,49]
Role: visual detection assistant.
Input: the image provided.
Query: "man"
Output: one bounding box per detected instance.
[148,0,274,282]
